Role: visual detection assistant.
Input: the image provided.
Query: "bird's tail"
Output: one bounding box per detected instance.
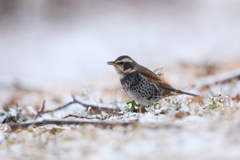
[174,90,200,97]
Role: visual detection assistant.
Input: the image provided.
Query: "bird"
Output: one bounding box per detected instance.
[107,55,199,106]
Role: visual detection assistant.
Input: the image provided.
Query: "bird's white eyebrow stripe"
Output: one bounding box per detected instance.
[116,58,132,63]
[124,68,136,73]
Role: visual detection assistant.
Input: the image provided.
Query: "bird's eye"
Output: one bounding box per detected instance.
[123,62,132,71]
[118,62,124,65]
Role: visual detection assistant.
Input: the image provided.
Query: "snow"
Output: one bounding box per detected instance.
[1,87,240,159]
[1,79,239,159]
[2,111,240,160]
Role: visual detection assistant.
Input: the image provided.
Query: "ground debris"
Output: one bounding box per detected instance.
[7,119,135,132]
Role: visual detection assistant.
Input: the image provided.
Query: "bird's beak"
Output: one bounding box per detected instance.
[107,61,117,66]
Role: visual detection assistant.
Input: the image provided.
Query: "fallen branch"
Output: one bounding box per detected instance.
[34,100,45,120]
[198,68,240,91]
[42,96,122,116]
[8,120,134,131]
[62,114,93,119]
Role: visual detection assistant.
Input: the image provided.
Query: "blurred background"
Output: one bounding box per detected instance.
[0,0,240,89]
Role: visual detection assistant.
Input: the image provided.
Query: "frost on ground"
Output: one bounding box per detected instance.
[0,64,240,160]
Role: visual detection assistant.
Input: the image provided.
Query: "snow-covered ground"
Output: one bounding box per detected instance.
[1,68,240,159]
[1,91,240,160]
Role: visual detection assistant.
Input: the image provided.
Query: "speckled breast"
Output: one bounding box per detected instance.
[120,72,163,105]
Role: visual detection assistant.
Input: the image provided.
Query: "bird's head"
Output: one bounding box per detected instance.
[107,55,137,78]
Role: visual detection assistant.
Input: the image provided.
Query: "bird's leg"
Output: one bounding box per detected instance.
[142,106,146,113]
[138,105,146,113]
[139,105,142,113]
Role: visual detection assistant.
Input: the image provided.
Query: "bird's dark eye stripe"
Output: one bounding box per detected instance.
[117,62,124,65]
[123,62,132,71]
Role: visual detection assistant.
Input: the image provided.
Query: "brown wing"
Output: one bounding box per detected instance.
[137,65,200,97]
[137,65,177,91]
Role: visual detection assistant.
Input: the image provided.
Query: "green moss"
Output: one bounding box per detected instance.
[126,100,139,113]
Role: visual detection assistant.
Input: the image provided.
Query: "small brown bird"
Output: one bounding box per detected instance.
[107,55,199,106]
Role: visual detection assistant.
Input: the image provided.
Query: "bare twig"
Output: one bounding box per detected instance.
[8,120,134,131]
[62,114,93,119]
[188,84,196,92]
[42,98,76,113]
[42,96,122,116]
[199,69,240,91]
[84,84,100,109]
[34,100,46,120]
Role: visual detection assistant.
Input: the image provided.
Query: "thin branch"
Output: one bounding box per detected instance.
[42,99,76,113]
[34,100,46,120]
[8,120,134,131]
[187,84,196,92]
[42,96,122,116]
[62,114,93,119]
[84,84,100,109]
[199,69,240,90]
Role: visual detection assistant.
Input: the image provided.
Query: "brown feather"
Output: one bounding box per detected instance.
[137,65,200,97]
[137,65,176,91]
